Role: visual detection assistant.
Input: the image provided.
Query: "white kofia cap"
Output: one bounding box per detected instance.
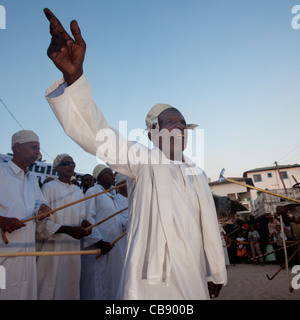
[12,130,39,147]
[53,153,71,168]
[145,103,198,130]
[93,164,108,180]
[145,103,174,129]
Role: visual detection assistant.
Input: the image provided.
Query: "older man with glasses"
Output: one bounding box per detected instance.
[44,9,227,300]
[36,153,91,300]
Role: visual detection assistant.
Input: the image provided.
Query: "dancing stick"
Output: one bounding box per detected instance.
[96,231,127,259]
[0,249,101,258]
[1,183,126,245]
[267,246,300,280]
[225,226,240,238]
[279,214,293,292]
[1,232,8,245]
[0,209,129,257]
[219,169,300,204]
[249,240,299,261]
[85,207,128,232]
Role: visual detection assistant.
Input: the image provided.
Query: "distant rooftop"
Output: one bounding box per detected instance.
[243,164,300,177]
[209,177,254,187]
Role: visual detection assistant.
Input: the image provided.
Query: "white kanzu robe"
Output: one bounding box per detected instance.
[46,74,227,300]
[114,193,129,233]
[0,161,45,300]
[80,184,125,300]
[36,179,86,300]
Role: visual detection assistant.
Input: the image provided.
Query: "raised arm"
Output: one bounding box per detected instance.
[44,9,148,179]
[44,8,86,85]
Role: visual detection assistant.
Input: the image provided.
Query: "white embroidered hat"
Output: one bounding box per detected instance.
[92,164,108,180]
[145,103,173,130]
[12,130,39,147]
[145,103,198,130]
[53,153,71,168]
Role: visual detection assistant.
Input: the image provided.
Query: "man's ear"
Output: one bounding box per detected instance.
[12,143,21,154]
[54,166,61,175]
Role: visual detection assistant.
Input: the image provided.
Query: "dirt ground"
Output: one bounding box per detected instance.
[216,263,300,300]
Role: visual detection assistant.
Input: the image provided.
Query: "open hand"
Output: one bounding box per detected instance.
[44,8,86,85]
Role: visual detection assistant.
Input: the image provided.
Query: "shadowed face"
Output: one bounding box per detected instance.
[158,108,186,132]
[148,108,187,161]
[81,174,95,192]
[55,156,76,180]
[117,180,127,197]
[13,141,40,167]
[97,168,115,190]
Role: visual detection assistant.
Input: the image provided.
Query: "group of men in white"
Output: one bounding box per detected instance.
[0,130,129,300]
[0,8,227,301]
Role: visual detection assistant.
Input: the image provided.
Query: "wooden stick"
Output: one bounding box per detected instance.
[267,246,300,280]
[85,207,128,232]
[0,249,101,258]
[248,240,300,260]
[111,231,127,246]
[23,183,126,223]
[279,214,293,293]
[1,232,8,245]
[1,183,126,245]
[225,226,240,238]
[231,240,296,244]
[96,231,127,259]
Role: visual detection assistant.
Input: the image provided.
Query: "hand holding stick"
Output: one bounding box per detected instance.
[96,231,127,259]
[1,184,126,245]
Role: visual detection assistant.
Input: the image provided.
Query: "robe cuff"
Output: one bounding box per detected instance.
[207,272,227,285]
[44,220,61,237]
[82,229,103,249]
[46,74,87,99]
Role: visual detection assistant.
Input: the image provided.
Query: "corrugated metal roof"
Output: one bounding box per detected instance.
[209,177,254,187]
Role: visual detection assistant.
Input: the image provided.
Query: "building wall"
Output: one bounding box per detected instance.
[209,180,253,218]
[210,181,248,199]
[245,167,300,190]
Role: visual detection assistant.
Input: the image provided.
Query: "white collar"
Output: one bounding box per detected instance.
[8,160,27,176]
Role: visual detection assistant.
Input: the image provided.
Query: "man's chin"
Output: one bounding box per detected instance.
[30,157,38,164]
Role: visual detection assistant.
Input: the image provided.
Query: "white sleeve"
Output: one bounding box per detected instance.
[36,184,61,239]
[45,74,148,179]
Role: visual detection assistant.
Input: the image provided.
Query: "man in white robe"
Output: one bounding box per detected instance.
[80,165,125,300]
[36,154,91,300]
[0,130,50,300]
[43,9,227,300]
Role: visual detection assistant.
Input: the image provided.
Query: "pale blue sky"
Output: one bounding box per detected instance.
[1,0,300,181]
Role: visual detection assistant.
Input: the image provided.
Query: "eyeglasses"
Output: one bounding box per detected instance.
[59,161,76,168]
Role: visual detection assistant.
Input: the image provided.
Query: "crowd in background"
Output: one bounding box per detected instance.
[223,214,300,267]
